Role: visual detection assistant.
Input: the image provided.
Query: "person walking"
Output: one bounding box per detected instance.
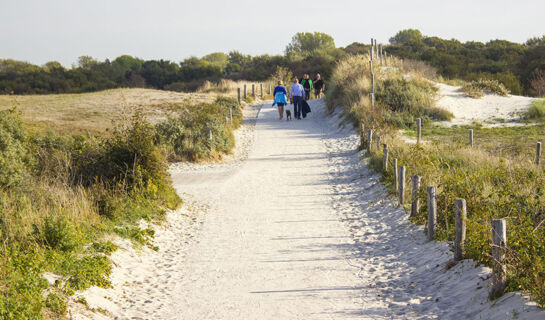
[272,81,288,120]
[290,78,305,120]
[300,74,313,100]
[313,73,325,98]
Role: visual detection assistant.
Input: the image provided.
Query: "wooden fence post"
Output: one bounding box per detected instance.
[244,84,247,100]
[383,144,389,171]
[398,166,406,205]
[536,142,542,165]
[207,129,212,140]
[393,158,398,190]
[260,83,263,97]
[370,38,374,60]
[490,219,507,297]
[410,175,420,217]
[367,129,373,153]
[237,88,241,105]
[269,84,272,95]
[376,136,381,151]
[454,198,467,261]
[427,186,437,241]
[417,118,422,144]
[229,108,233,124]
[469,129,474,147]
[252,84,255,97]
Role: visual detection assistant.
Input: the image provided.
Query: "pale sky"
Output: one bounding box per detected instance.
[1,0,544,67]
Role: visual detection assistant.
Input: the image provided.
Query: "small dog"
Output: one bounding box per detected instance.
[286,110,292,121]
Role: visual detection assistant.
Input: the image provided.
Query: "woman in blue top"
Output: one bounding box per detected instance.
[272,80,288,120]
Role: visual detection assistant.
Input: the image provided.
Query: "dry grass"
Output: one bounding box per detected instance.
[0,88,217,136]
[197,79,275,98]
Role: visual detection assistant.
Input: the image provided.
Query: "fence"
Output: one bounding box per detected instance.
[362,39,535,299]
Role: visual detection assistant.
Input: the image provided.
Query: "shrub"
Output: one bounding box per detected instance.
[460,79,510,98]
[38,215,78,252]
[45,293,66,315]
[156,96,241,161]
[525,99,545,120]
[0,108,30,187]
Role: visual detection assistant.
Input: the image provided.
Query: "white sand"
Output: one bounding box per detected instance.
[70,99,544,319]
[436,83,534,127]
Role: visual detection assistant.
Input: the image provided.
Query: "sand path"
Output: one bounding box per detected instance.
[72,99,544,319]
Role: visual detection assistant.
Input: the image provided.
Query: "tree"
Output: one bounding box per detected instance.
[285,32,336,56]
[77,56,97,69]
[526,35,545,46]
[389,29,423,45]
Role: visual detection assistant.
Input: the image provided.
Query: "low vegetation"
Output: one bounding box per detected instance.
[0,95,241,318]
[327,55,545,307]
[459,79,510,98]
[525,99,545,120]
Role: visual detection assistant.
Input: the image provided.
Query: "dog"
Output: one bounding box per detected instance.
[285,109,292,121]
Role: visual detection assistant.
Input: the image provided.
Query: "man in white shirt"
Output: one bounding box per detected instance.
[289,78,305,120]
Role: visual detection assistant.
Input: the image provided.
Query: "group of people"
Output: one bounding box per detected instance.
[272,74,325,120]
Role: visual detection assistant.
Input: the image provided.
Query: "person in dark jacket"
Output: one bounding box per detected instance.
[300,74,313,100]
[313,73,325,98]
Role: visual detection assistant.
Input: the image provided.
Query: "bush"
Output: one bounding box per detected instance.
[525,99,545,120]
[45,293,66,315]
[156,96,241,161]
[460,79,510,98]
[0,108,31,187]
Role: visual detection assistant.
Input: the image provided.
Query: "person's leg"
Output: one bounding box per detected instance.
[278,105,284,119]
[296,97,302,119]
[293,98,298,118]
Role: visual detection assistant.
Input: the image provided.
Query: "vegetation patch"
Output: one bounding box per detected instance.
[328,55,545,307]
[525,99,545,120]
[459,79,510,98]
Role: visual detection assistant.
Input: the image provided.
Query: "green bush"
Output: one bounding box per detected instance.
[0,108,31,187]
[39,215,79,252]
[525,99,545,120]
[156,96,241,161]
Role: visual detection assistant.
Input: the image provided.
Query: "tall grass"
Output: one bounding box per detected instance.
[197,79,274,99]
[327,55,545,307]
[460,79,510,98]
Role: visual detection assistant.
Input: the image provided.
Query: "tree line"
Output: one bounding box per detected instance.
[384,29,545,96]
[1,30,544,96]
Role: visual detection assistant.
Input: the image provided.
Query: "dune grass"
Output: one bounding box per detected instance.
[328,55,545,307]
[460,79,510,98]
[525,99,545,120]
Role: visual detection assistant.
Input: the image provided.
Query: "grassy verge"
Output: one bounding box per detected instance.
[0,96,242,318]
[328,55,545,307]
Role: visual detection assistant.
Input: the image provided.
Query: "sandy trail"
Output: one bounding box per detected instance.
[72,99,544,319]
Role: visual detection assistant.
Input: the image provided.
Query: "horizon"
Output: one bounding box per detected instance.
[1,0,545,67]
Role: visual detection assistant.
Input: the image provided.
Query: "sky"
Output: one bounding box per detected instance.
[1,0,544,67]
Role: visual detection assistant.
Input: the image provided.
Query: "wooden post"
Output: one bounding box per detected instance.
[370,38,374,60]
[410,175,420,217]
[207,129,212,140]
[237,88,241,105]
[260,83,263,97]
[469,129,474,147]
[417,118,422,144]
[374,39,378,59]
[244,84,247,99]
[383,144,389,171]
[393,158,398,190]
[398,166,406,205]
[252,84,255,97]
[536,142,542,165]
[427,186,437,241]
[229,108,233,124]
[367,129,373,153]
[490,219,507,297]
[269,84,272,95]
[454,199,467,261]
[379,44,383,64]
[376,136,381,151]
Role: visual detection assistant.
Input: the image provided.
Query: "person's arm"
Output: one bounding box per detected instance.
[309,79,313,89]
